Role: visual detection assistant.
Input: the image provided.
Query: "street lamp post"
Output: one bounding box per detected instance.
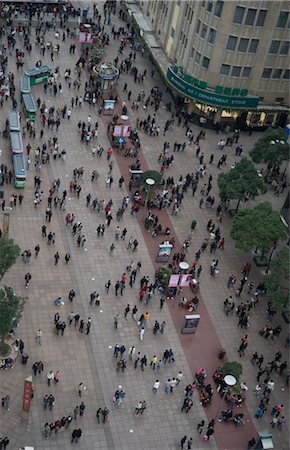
[145,178,155,207]
[177,261,189,295]
[215,374,237,420]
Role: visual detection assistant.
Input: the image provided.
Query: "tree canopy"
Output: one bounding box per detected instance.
[0,286,26,341]
[264,247,290,310]
[249,127,289,166]
[89,46,105,64]
[217,157,266,212]
[0,237,21,281]
[230,202,288,255]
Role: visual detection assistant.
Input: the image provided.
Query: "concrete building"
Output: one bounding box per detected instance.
[124,0,289,129]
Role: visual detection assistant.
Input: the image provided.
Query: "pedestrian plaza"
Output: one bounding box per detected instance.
[0,2,289,450]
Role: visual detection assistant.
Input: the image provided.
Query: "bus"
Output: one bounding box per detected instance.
[8,110,21,132]
[10,131,24,154]
[13,154,26,188]
[25,65,51,85]
[22,93,37,122]
[20,75,31,94]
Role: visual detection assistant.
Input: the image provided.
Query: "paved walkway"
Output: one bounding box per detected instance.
[0,3,289,450]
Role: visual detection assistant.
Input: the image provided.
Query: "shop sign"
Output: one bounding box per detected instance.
[167,67,259,108]
[23,376,32,413]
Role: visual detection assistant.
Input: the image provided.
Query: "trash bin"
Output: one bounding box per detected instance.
[218,349,226,360]
[21,353,29,365]
[190,279,199,293]
[191,220,197,230]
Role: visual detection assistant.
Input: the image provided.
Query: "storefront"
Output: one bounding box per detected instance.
[167,66,288,131]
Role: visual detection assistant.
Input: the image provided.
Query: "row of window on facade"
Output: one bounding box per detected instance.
[220,64,289,80]
[190,47,290,80]
[195,21,289,56]
[226,36,289,55]
[233,6,289,28]
[203,2,289,28]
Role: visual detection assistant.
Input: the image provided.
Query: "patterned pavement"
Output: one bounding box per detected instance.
[0,3,289,450]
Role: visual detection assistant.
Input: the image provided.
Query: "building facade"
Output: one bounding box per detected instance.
[125,0,289,129]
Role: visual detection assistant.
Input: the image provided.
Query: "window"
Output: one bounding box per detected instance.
[261,68,272,78]
[231,66,241,77]
[170,27,175,38]
[196,19,201,34]
[269,40,281,54]
[283,69,290,79]
[242,66,251,77]
[214,1,224,17]
[220,63,230,75]
[195,52,201,64]
[238,38,249,52]
[189,10,194,24]
[207,1,213,13]
[272,69,283,79]
[275,97,284,102]
[191,47,195,59]
[202,56,210,69]
[233,6,245,24]
[277,11,289,27]
[201,24,208,39]
[245,8,257,25]
[208,28,216,44]
[280,41,289,55]
[256,9,267,26]
[249,39,259,53]
[227,35,238,50]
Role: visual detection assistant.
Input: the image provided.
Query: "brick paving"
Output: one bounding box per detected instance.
[0,3,289,450]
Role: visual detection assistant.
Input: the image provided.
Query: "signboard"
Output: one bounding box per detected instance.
[180,274,192,287]
[156,242,173,262]
[158,244,172,258]
[123,125,131,137]
[169,274,180,287]
[181,314,200,334]
[79,32,94,44]
[113,125,122,136]
[23,376,32,413]
[103,100,115,115]
[113,125,131,137]
[167,67,259,109]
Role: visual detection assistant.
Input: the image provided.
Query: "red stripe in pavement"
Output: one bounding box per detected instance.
[101,106,258,449]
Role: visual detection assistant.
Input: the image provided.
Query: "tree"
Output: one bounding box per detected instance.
[0,286,26,356]
[250,127,289,167]
[0,237,21,281]
[217,158,266,213]
[264,248,289,310]
[230,202,288,258]
[89,46,105,65]
[222,361,243,381]
[140,170,162,186]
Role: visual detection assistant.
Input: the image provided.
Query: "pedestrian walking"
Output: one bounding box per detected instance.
[139,327,145,341]
[25,272,32,288]
[152,380,160,393]
[36,329,42,345]
[197,419,205,434]
[114,314,119,329]
[47,371,54,386]
[78,382,86,397]
[79,402,86,416]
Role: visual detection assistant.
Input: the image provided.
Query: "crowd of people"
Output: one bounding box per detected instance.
[0,1,288,449]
